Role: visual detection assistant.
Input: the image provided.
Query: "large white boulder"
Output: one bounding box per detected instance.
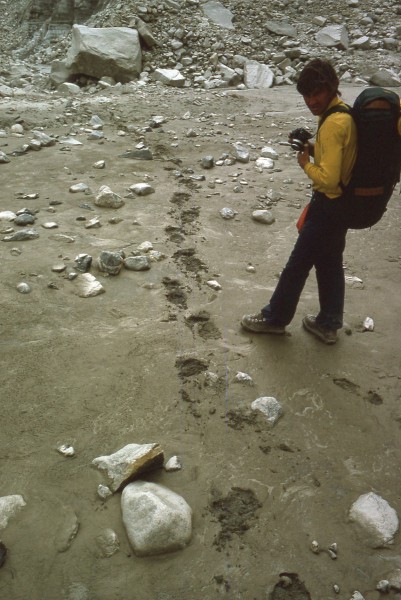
[244,61,274,89]
[53,25,142,84]
[316,25,349,50]
[349,492,399,547]
[121,481,192,556]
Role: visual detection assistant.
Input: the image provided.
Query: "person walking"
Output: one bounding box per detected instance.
[241,59,358,344]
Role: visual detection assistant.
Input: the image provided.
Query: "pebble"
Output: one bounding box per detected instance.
[17,282,32,294]
[97,485,113,500]
[69,183,89,193]
[220,207,237,219]
[3,229,40,241]
[251,396,283,426]
[206,279,222,290]
[95,528,120,558]
[363,317,374,331]
[57,444,75,457]
[164,456,182,471]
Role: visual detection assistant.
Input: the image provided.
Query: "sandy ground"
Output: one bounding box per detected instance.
[0,83,400,600]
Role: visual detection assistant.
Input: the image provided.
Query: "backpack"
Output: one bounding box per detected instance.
[319,87,401,229]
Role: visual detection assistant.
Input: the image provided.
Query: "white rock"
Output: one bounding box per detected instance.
[234,371,254,385]
[93,160,105,169]
[316,25,349,50]
[164,456,182,472]
[137,241,153,252]
[255,157,274,169]
[69,183,89,193]
[220,207,237,219]
[74,273,105,298]
[206,279,222,290]
[92,443,164,492]
[251,396,283,425]
[252,209,275,224]
[261,146,278,159]
[16,282,31,294]
[58,82,82,96]
[152,68,185,88]
[350,592,365,600]
[363,317,374,331]
[97,484,112,500]
[129,183,155,196]
[0,495,26,530]
[0,211,16,221]
[57,444,75,457]
[11,124,24,134]
[95,185,125,209]
[349,492,399,547]
[244,60,274,89]
[121,481,192,556]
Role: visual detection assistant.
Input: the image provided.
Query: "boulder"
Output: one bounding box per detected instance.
[349,492,399,547]
[152,68,185,88]
[369,70,401,87]
[202,1,234,29]
[57,25,142,84]
[92,443,164,492]
[121,481,192,556]
[265,21,297,37]
[244,60,274,89]
[316,25,349,50]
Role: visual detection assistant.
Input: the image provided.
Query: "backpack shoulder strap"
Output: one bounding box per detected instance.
[318,104,352,130]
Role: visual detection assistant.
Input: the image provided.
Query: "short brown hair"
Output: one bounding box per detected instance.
[296,59,340,96]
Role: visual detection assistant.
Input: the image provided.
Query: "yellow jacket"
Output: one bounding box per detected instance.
[304,96,357,199]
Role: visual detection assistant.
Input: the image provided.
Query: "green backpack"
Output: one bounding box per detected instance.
[319,87,401,229]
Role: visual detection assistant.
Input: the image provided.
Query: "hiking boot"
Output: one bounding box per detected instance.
[241,313,286,334]
[302,315,338,345]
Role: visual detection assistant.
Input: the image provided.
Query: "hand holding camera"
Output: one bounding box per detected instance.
[288,128,313,152]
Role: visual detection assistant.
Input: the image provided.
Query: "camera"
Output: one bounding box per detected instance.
[289,128,313,151]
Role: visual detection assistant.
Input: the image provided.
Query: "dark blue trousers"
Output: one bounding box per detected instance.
[261,193,348,330]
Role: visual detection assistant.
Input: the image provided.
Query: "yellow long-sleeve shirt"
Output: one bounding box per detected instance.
[303,96,357,199]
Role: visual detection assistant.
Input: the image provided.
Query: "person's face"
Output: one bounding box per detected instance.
[302,87,335,116]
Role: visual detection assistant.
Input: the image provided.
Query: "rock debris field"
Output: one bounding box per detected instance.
[0,1,401,599]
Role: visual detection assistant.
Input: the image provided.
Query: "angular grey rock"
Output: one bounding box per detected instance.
[58,82,81,96]
[316,25,349,50]
[0,495,26,530]
[94,185,124,208]
[349,492,399,547]
[32,131,56,147]
[74,254,92,273]
[121,481,192,556]
[369,70,401,87]
[130,17,159,49]
[97,251,124,275]
[14,213,35,226]
[352,36,371,50]
[63,25,142,84]
[92,443,164,492]
[233,142,250,163]
[244,61,274,89]
[201,155,215,169]
[164,456,182,472]
[252,210,275,224]
[265,21,297,37]
[251,396,283,426]
[218,63,241,86]
[202,1,234,29]
[3,229,39,242]
[152,68,185,88]
[124,255,151,271]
